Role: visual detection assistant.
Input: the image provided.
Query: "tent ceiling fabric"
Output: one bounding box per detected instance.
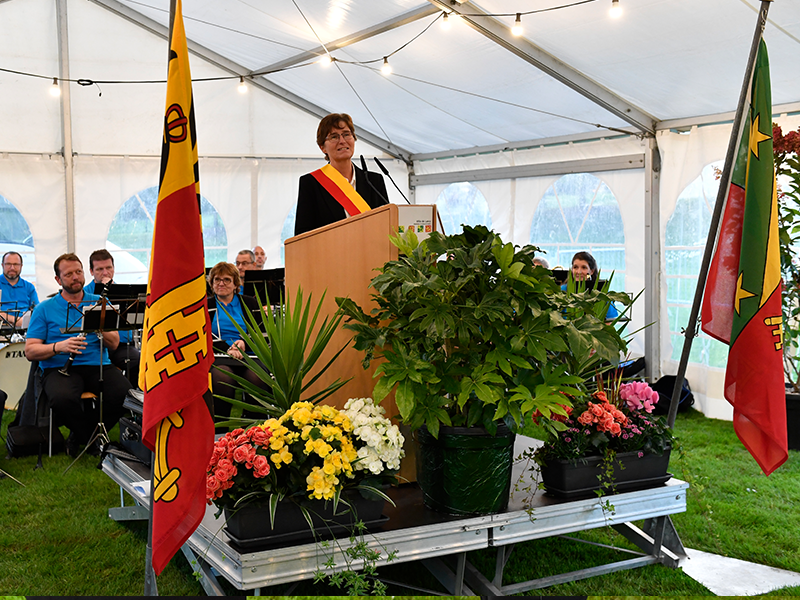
[93,0,800,156]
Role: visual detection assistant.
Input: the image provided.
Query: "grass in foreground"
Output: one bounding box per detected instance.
[1,406,798,595]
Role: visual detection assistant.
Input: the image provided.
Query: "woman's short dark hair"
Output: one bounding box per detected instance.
[208,261,241,289]
[571,251,598,277]
[316,113,357,149]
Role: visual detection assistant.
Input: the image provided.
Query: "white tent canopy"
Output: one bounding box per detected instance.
[2,0,800,419]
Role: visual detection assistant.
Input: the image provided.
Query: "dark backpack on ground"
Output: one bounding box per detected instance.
[651,375,695,415]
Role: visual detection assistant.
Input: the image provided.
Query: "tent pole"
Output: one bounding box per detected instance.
[55,0,76,253]
[666,0,772,428]
[644,136,661,381]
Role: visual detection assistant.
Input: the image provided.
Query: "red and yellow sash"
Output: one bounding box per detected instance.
[311,164,371,216]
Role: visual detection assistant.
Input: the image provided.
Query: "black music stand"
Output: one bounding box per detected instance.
[0,300,28,341]
[61,292,139,474]
[243,267,284,304]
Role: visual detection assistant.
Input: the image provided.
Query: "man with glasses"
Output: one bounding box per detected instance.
[0,251,39,328]
[235,249,256,294]
[294,112,388,236]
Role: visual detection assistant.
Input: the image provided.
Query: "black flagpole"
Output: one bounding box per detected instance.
[667,0,773,428]
[144,0,177,595]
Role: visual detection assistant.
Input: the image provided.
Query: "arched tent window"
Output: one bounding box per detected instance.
[0,194,36,284]
[435,182,492,235]
[107,186,227,282]
[529,173,625,289]
[280,204,297,266]
[665,161,728,367]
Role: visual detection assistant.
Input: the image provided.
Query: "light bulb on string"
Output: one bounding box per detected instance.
[381,57,392,76]
[511,13,523,36]
[441,12,450,30]
[237,76,247,94]
[610,0,622,18]
[318,53,332,67]
[49,77,61,97]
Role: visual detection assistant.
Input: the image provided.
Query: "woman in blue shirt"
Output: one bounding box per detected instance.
[207,262,265,432]
[564,251,619,320]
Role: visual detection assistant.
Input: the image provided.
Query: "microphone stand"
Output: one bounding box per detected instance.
[374,157,411,204]
[62,291,117,474]
[358,155,390,205]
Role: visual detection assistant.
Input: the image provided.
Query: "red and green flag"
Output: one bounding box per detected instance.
[701,39,787,475]
[139,0,214,574]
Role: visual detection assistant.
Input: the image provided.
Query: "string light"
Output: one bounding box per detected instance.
[49,77,61,97]
[318,53,332,67]
[237,76,247,93]
[511,13,523,36]
[441,11,450,30]
[610,0,622,18]
[381,57,392,76]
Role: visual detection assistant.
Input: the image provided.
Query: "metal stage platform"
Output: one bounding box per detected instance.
[101,436,688,596]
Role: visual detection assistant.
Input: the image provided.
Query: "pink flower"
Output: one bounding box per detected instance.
[252,455,270,478]
[232,445,251,464]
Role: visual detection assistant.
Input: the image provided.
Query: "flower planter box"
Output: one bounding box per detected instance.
[539,448,672,500]
[223,491,386,552]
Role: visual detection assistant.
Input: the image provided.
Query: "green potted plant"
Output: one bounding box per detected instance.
[215,287,349,426]
[773,123,800,450]
[336,225,631,515]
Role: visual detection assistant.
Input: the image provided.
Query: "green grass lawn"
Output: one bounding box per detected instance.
[1,406,798,596]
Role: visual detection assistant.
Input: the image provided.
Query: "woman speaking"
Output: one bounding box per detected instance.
[294,113,389,236]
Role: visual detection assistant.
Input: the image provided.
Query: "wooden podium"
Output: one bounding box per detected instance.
[285,203,437,482]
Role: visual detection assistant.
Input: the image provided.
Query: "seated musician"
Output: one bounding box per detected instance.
[0,251,39,328]
[564,251,619,320]
[24,253,130,456]
[84,249,141,386]
[207,261,266,432]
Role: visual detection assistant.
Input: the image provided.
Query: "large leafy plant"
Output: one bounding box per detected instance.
[774,124,800,392]
[336,225,631,437]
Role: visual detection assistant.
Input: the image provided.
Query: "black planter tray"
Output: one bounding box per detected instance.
[543,472,673,500]
[224,514,390,552]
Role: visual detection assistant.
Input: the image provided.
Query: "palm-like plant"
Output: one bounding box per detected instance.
[216,287,349,427]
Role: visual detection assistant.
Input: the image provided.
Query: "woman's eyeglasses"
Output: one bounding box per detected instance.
[213,277,234,285]
[326,132,353,143]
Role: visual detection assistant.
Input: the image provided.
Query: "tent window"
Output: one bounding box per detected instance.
[435,182,492,235]
[665,161,727,368]
[279,204,297,266]
[0,194,36,284]
[107,186,227,282]
[529,173,625,289]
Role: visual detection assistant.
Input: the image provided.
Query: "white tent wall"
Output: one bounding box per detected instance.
[0,154,66,287]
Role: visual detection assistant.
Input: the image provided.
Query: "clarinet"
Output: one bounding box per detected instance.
[58,333,85,376]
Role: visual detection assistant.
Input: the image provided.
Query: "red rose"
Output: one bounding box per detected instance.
[253,455,270,478]
[232,444,251,464]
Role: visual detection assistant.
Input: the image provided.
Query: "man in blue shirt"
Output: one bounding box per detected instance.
[0,251,39,328]
[25,253,131,454]
[85,249,141,386]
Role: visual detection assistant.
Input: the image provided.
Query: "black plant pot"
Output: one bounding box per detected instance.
[222,490,385,551]
[787,389,800,451]
[539,448,672,500]
[415,423,516,516]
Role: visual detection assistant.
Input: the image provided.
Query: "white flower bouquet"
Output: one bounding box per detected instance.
[342,397,405,476]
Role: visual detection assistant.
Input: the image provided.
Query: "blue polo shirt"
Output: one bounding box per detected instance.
[27,291,111,370]
[84,279,134,343]
[0,274,39,315]
[212,294,246,347]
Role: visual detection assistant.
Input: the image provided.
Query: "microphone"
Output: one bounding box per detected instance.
[374,157,411,204]
[358,155,390,206]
